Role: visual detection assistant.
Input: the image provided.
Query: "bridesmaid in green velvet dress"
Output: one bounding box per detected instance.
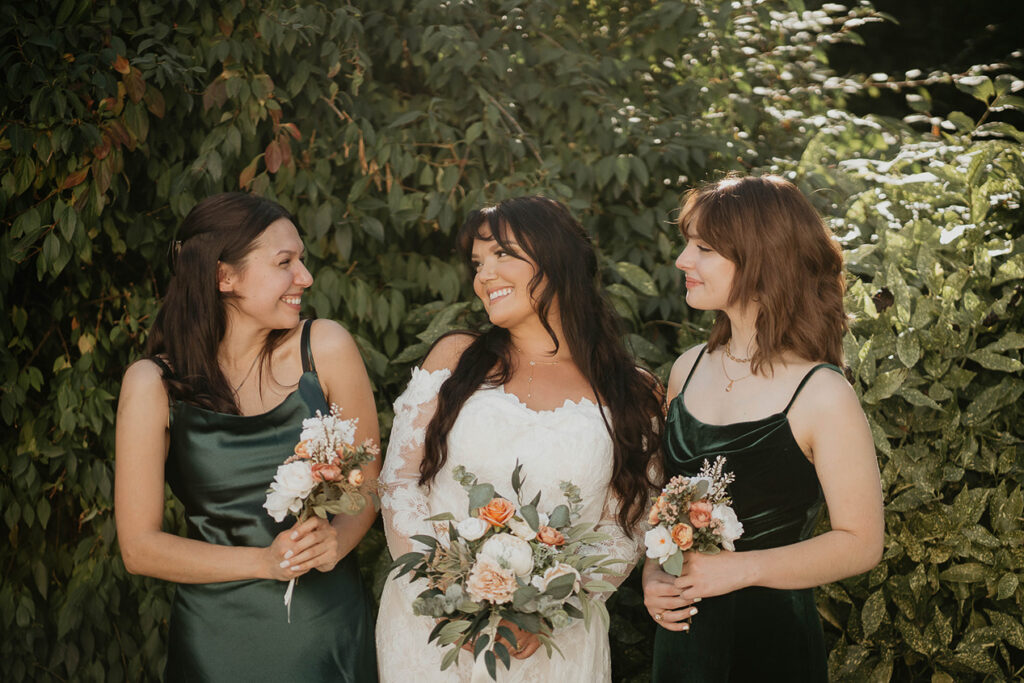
[643,175,884,681]
[115,193,379,681]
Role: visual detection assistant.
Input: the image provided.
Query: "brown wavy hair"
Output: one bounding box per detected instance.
[677,174,847,374]
[421,196,663,532]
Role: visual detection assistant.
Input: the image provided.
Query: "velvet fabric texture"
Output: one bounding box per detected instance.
[652,346,840,682]
[158,320,377,682]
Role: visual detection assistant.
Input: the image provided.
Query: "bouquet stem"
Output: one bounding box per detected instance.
[284,577,297,623]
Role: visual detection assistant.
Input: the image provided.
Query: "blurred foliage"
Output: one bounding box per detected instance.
[1,0,1021,681]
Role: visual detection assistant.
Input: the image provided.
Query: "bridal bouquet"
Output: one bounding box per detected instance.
[263,404,378,618]
[391,463,620,681]
[644,456,743,576]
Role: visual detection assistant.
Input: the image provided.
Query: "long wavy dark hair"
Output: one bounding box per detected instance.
[146,192,295,414]
[421,196,663,531]
[677,174,847,375]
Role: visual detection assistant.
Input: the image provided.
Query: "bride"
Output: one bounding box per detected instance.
[376,196,664,681]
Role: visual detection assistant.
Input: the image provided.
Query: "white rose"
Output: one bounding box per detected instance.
[712,504,744,551]
[644,526,675,562]
[263,489,300,523]
[479,533,534,577]
[456,517,490,541]
[269,461,315,508]
[533,563,581,595]
[507,517,537,541]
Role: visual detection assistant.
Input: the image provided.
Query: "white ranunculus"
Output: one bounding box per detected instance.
[456,517,490,541]
[531,563,582,595]
[644,526,675,562]
[270,461,315,501]
[507,517,537,541]
[263,489,301,522]
[712,504,744,551]
[479,533,534,577]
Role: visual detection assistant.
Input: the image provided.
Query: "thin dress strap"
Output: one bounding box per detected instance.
[782,363,843,414]
[680,344,708,394]
[300,319,316,373]
[149,355,174,379]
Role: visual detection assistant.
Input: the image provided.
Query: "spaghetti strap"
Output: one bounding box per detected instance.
[782,363,843,414]
[300,319,316,374]
[149,355,174,379]
[680,345,707,393]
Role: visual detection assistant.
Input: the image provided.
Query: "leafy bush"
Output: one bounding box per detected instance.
[3,0,1020,681]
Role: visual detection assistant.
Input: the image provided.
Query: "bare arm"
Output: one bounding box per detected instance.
[672,371,884,598]
[114,360,299,583]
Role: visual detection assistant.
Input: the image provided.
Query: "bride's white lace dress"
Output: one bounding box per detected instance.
[376,367,644,682]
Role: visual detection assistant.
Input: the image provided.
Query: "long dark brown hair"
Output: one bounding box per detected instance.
[677,174,847,374]
[146,192,295,414]
[421,196,663,531]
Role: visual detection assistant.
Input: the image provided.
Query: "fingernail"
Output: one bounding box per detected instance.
[290,531,299,540]
[279,559,290,568]
[290,564,301,572]
[284,550,294,559]
[682,623,690,631]
[694,597,702,603]
[690,607,698,616]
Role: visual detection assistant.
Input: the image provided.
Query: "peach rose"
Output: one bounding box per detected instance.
[465,555,516,604]
[311,462,341,482]
[477,497,516,528]
[648,504,660,526]
[688,501,713,529]
[347,469,364,486]
[293,440,312,459]
[536,526,565,547]
[671,523,694,551]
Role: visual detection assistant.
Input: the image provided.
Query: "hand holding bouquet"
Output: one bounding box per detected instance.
[391,462,620,682]
[644,456,743,576]
[263,404,379,617]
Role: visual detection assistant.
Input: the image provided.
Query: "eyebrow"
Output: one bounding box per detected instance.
[471,240,520,258]
[275,248,306,257]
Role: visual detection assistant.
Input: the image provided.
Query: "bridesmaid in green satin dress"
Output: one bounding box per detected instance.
[642,175,884,682]
[115,193,379,681]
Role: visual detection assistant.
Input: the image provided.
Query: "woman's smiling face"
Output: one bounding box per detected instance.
[470,227,545,331]
[675,226,737,312]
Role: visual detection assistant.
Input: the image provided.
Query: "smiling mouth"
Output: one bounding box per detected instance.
[488,287,513,302]
[282,295,302,306]
[685,278,702,288]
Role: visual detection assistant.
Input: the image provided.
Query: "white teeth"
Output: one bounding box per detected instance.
[282,296,301,305]
[489,288,512,301]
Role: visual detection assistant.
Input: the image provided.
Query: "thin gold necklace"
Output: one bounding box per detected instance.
[225,353,261,395]
[724,339,751,364]
[513,346,562,400]
[720,350,751,393]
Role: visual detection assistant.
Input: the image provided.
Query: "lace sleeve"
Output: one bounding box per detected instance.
[584,491,647,599]
[380,367,451,561]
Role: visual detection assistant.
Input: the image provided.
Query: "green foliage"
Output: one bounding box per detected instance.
[2,0,1020,681]
[784,77,1024,680]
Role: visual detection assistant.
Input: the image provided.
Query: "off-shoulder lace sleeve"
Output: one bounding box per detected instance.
[380,366,451,561]
[585,491,648,598]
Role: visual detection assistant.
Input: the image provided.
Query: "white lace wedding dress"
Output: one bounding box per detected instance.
[376,367,644,682]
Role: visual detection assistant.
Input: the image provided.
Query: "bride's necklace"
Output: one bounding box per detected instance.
[513,346,562,400]
[720,349,751,393]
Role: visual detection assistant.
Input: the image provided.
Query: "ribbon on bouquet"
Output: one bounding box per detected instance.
[469,622,500,683]
[283,577,296,623]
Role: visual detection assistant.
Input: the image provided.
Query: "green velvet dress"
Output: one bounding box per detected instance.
[155,320,377,683]
[652,346,840,682]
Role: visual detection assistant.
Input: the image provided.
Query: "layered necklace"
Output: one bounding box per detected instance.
[513,346,563,400]
[720,339,752,392]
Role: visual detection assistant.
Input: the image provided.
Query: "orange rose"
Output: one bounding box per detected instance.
[477,498,516,528]
[293,440,312,459]
[648,505,660,526]
[536,526,566,547]
[347,469,364,486]
[688,501,713,529]
[311,462,341,482]
[671,523,694,551]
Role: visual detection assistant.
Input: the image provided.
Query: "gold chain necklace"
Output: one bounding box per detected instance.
[720,350,751,392]
[724,339,751,364]
[226,353,261,395]
[514,346,562,400]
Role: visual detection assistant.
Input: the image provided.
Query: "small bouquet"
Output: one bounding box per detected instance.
[644,456,743,576]
[263,403,379,618]
[391,462,620,682]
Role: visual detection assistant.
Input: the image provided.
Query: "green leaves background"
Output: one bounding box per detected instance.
[1,0,1021,680]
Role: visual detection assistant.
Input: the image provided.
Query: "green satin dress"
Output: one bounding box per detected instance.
[652,346,840,682]
[155,320,377,683]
